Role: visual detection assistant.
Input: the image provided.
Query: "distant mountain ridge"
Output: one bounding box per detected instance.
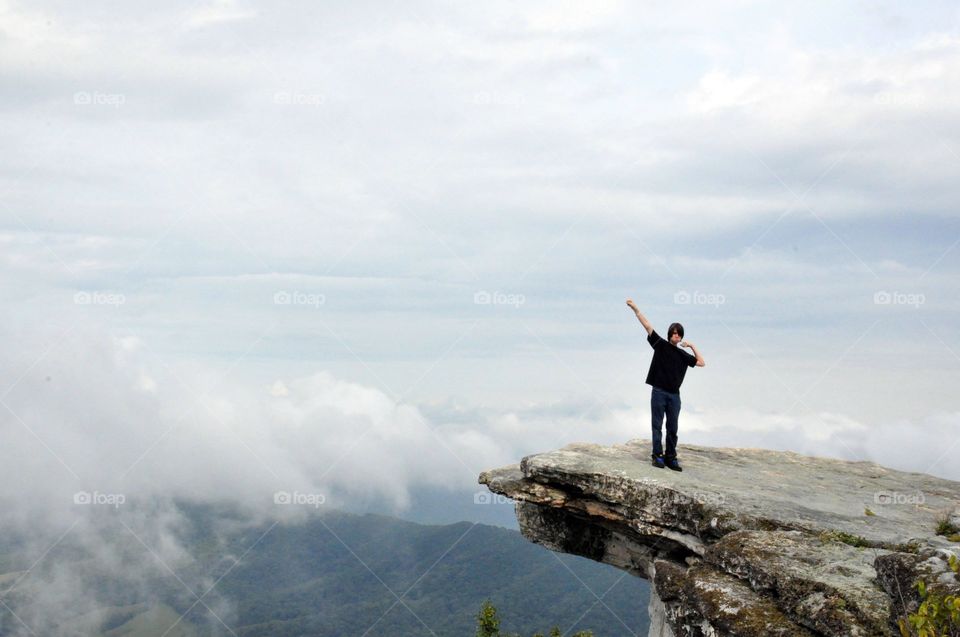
[0,502,649,636]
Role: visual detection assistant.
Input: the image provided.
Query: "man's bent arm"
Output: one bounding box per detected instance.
[683,341,706,367]
[625,299,654,336]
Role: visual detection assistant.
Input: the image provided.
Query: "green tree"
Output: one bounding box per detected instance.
[477,600,501,637]
[476,601,593,637]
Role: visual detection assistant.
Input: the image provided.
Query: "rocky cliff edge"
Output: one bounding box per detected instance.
[479,440,960,637]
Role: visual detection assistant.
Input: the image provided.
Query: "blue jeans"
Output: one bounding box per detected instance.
[651,386,681,460]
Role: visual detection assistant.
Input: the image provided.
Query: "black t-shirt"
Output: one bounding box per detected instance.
[645,330,697,394]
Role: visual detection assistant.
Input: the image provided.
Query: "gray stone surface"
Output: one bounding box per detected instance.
[479,439,960,637]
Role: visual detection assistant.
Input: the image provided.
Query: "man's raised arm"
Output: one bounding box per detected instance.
[625,299,653,336]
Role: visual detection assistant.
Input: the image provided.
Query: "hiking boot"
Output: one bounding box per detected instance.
[651,456,665,469]
[666,458,683,472]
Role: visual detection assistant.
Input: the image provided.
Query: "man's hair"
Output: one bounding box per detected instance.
[667,322,684,339]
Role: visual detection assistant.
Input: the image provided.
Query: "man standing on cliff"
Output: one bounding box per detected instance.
[626,299,705,471]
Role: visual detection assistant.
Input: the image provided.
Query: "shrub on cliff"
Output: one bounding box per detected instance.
[476,600,594,637]
[898,554,960,637]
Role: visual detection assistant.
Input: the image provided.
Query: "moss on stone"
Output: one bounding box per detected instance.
[891,540,922,554]
[936,515,960,537]
[818,529,871,548]
[827,593,847,610]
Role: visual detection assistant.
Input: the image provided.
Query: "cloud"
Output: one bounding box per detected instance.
[184,0,258,30]
[0,312,534,527]
[8,310,953,530]
[679,406,960,482]
[0,306,956,633]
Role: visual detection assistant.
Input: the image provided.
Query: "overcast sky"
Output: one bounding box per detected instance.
[2,0,960,536]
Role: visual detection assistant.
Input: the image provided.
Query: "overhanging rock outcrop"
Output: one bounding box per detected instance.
[479,440,960,637]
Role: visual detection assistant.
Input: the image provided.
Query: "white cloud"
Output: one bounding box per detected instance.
[0,318,498,527]
[183,0,258,30]
[687,71,766,113]
[680,406,960,481]
[10,313,953,530]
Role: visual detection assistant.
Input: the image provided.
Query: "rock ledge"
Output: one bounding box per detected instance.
[479,439,960,636]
